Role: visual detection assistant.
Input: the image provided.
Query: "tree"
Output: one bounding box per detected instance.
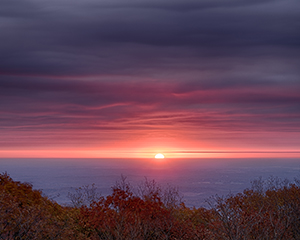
[0,172,75,239]
[77,176,192,239]
[206,176,300,239]
[67,183,101,208]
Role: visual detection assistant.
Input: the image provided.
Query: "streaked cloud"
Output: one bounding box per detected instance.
[0,0,299,156]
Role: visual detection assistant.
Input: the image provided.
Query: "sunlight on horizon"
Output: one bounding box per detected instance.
[1,149,300,159]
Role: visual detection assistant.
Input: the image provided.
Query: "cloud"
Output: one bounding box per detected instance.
[1,0,299,76]
[0,0,299,152]
[1,76,299,131]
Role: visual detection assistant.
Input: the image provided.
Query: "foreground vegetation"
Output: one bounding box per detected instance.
[1,172,300,239]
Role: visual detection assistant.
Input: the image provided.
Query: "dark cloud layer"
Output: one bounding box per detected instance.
[1,0,299,75]
[0,0,299,152]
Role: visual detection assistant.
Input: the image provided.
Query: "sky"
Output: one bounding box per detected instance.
[0,0,300,158]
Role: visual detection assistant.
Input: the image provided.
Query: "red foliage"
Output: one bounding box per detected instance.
[2,172,300,239]
[79,186,184,239]
[0,172,74,239]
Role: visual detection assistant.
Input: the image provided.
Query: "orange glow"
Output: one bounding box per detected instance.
[0,148,300,159]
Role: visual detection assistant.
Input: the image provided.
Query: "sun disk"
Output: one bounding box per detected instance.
[155,153,165,159]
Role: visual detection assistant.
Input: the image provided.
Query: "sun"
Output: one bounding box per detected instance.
[155,153,165,159]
